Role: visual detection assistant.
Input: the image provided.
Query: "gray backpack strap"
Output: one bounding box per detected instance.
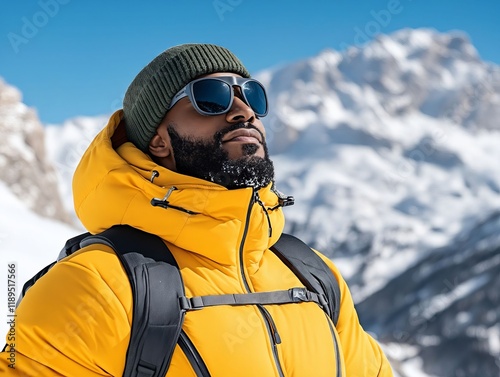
[271,233,341,326]
[180,287,328,311]
[81,225,185,377]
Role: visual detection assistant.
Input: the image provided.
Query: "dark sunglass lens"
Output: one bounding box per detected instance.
[243,81,267,116]
[192,80,231,114]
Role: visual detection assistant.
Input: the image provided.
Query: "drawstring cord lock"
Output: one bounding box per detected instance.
[151,187,199,215]
[151,186,178,209]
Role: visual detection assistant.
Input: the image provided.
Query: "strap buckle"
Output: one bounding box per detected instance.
[289,287,308,302]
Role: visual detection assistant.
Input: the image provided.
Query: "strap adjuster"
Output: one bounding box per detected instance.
[289,287,308,302]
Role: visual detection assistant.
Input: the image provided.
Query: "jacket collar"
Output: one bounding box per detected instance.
[73,110,286,266]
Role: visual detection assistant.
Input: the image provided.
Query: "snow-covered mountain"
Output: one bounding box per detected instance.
[257,28,500,295]
[2,28,499,376]
[0,79,70,223]
[358,210,500,376]
[256,29,500,375]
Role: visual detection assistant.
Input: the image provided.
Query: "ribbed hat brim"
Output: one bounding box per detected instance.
[123,44,250,152]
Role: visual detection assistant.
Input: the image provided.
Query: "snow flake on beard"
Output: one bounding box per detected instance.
[167,124,275,190]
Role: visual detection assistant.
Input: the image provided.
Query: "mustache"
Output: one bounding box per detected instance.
[214,122,265,144]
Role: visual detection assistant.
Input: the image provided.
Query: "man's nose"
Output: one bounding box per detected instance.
[225,87,255,123]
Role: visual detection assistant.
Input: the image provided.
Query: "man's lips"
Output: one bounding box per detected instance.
[221,128,263,144]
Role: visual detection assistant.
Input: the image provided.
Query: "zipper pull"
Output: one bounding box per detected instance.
[260,306,282,344]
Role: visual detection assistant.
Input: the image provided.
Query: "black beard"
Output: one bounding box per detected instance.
[167,123,275,190]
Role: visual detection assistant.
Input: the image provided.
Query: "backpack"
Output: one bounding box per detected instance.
[16,225,341,377]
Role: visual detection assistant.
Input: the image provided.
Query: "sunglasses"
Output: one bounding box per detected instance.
[168,76,269,117]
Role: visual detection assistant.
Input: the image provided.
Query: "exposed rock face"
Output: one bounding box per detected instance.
[0,78,70,223]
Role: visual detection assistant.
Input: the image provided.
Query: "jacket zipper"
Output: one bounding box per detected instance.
[325,313,343,377]
[258,305,282,344]
[239,189,285,377]
[258,305,285,377]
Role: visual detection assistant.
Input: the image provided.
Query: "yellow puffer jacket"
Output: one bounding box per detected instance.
[1,111,393,376]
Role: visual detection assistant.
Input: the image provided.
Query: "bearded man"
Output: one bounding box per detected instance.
[0,44,393,377]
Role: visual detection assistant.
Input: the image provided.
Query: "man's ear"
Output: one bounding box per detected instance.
[149,133,171,158]
[149,127,176,170]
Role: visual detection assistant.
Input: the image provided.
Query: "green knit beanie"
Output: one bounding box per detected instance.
[123,43,250,152]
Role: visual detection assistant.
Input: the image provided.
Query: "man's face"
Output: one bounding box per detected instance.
[150,72,274,190]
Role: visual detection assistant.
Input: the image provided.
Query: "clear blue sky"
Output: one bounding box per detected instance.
[1,0,499,124]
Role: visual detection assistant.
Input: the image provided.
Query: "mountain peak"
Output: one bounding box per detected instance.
[258,28,499,156]
[340,28,481,78]
[388,27,478,61]
[0,78,23,105]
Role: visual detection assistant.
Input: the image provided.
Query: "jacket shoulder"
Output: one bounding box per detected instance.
[13,244,132,376]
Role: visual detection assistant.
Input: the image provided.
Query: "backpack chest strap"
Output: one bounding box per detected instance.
[179,287,327,312]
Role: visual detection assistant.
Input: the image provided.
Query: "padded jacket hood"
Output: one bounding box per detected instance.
[73,110,285,269]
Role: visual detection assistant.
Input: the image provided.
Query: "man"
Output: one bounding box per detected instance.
[1,44,393,376]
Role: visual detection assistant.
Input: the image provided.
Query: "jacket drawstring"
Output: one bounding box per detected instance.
[255,191,273,238]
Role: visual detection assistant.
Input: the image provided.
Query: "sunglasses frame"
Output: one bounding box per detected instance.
[168,76,269,117]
